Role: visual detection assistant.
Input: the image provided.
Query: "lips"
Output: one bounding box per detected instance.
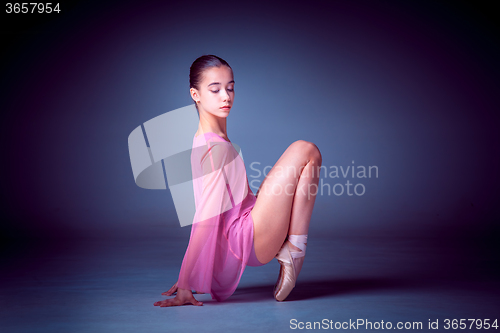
[220,106,231,109]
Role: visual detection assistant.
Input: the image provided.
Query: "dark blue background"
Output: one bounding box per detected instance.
[1,0,498,265]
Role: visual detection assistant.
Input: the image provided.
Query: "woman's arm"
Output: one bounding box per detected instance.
[155,140,231,306]
[178,143,230,288]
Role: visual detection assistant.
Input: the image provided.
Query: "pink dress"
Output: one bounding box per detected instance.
[177,132,257,301]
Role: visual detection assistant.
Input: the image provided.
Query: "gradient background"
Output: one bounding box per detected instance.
[1,0,499,331]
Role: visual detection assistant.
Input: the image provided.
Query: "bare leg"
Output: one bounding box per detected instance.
[251,140,322,264]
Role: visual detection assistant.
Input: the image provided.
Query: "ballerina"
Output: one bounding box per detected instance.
[154,55,322,307]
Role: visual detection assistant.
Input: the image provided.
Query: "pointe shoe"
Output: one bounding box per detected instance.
[273,241,305,302]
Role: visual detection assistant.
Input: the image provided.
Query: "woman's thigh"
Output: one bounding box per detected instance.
[251,140,320,264]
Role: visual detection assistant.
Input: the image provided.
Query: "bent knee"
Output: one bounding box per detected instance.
[290,140,322,164]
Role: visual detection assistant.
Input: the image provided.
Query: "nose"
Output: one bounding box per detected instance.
[222,89,230,102]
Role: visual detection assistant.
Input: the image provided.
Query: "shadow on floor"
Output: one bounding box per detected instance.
[225,276,433,303]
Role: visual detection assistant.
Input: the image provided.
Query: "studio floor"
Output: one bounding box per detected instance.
[1,234,499,332]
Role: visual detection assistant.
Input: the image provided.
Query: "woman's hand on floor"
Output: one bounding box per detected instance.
[154,288,203,307]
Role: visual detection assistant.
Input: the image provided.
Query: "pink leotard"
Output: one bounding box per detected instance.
[177,132,263,302]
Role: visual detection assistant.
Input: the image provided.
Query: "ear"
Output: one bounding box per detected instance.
[190,87,200,103]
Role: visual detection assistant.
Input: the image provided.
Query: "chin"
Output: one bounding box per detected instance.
[216,109,231,117]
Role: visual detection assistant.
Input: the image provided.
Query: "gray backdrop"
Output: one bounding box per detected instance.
[0,0,498,247]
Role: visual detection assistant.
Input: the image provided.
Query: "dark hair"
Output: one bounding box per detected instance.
[189,55,232,107]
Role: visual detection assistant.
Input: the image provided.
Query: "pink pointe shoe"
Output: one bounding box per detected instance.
[273,235,307,302]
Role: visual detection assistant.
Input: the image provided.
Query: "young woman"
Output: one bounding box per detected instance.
[154,55,322,307]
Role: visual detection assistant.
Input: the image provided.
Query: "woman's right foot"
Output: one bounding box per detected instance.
[273,239,306,301]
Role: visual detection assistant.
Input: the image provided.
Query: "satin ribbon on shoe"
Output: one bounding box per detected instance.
[274,235,308,301]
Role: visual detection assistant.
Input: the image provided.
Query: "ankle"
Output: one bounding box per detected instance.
[287,234,308,251]
[286,240,302,252]
[286,234,308,259]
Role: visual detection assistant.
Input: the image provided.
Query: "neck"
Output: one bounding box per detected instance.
[197,110,228,139]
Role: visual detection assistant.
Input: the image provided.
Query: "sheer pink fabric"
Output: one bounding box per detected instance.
[177,132,257,301]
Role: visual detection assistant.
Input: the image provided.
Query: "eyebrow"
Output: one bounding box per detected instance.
[208,80,235,87]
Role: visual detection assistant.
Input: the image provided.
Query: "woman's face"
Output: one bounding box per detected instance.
[192,65,234,118]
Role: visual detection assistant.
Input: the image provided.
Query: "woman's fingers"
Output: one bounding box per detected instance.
[154,298,181,307]
[154,299,172,307]
[153,296,203,307]
[161,281,178,296]
[163,290,204,295]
